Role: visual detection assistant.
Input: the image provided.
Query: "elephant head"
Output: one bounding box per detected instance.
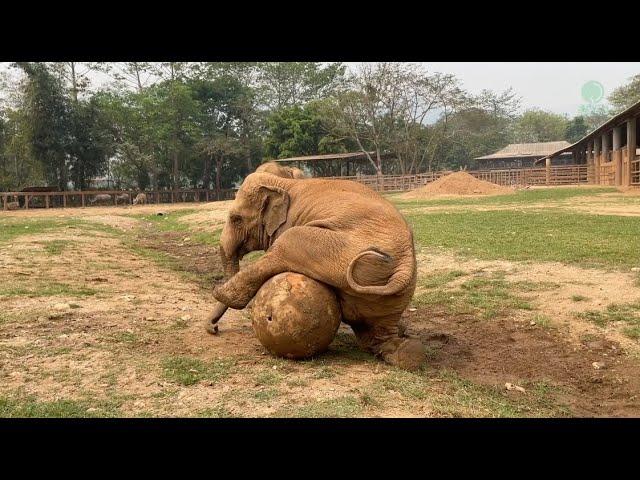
[219,174,290,279]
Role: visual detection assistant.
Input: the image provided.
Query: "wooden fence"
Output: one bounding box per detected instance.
[325,165,590,193]
[1,165,594,211]
[2,188,236,211]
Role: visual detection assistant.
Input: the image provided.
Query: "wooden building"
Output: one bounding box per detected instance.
[536,100,640,187]
[475,141,574,170]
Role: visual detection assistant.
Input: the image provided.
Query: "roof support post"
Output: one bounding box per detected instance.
[626,117,637,187]
[546,157,552,185]
[613,125,623,185]
[594,136,601,184]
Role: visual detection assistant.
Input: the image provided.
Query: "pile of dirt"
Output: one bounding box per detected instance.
[401,171,514,198]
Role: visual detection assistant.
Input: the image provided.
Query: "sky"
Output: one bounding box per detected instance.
[2,62,639,117]
[412,62,640,116]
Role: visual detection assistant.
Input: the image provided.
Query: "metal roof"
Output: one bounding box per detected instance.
[534,99,640,165]
[475,141,571,160]
[273,151,383,163]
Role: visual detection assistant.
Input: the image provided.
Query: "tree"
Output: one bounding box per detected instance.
[608,74,640,113]
[189,75,257,191]
[435,89,521,171]
[67,95,117,190]
[513,109,568,143]
[264,100,353,160]
[18,62,73,190]
[46,62,103,102]
[256,62,345,110]
[565,116,589,143]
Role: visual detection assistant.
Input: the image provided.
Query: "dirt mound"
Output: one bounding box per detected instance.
[402,171,514,198]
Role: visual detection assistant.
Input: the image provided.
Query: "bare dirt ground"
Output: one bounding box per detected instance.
[1,190,640,417]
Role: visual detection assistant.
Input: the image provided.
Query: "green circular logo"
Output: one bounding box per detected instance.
[581,81,604,104]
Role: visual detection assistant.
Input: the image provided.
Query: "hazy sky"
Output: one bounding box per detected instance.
[414,62,640,116]
[2,62,639,116]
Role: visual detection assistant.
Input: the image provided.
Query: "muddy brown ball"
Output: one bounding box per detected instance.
[250,272,342,359]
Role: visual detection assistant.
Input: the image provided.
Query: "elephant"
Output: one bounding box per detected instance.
[205,170,425,371]
[115,193,130,205]
[133,193,147,205]
[89,194,112,206]
[255,161,307,179]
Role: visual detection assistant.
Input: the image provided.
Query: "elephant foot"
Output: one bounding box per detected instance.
[379,338,426,372]
[204,301,229,335]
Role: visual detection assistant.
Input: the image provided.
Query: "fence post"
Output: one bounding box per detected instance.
[25,194,29,210]
[546,158,551,185]
[45,194,50,209]
[2,194,7,211]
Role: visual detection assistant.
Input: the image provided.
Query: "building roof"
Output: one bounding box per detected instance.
[534,98,640,164]
[475,141,572,160]
[273,151,385,163]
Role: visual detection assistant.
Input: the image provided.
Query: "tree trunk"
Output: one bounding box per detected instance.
[202,154,212,189]
[70,62,78,103]
[215,155,223,200]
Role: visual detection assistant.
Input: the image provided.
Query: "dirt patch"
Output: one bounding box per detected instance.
[403,311,640,416]
[417,252,640,351]
[401,172,515,199]
[408,251,640,416]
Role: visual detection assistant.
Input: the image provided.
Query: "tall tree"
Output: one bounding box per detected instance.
[608,74,640,113]
[565,116,589,143]
[18,62,73,190]
[256,62,345,110]
[513,109,568,143]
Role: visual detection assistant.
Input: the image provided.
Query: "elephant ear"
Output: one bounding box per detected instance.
[258,185,290,237]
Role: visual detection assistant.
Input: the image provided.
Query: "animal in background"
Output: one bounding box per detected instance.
[115,193,130,205]
[133,193,147,205]
[88,194,112,206]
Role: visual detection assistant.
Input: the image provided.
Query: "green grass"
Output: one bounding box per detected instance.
[0,395,122,418]
[253,388,280,402]
[0,281,97,298]
[377,369,428,400]
[254,370,283,386]
[162,356,235,386]
[0,218,121,244]
[132,210,221,247]
[394,186,616,210]
[40,239,72,255]
[278,396,363,418]
[407,210,640,269]
[420,269,466,289]
[577,301,640,339]
[571,295,589,302]
[531,313,554,329]
[415,272,535,320]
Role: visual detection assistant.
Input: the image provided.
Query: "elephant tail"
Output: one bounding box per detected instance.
[346,248,413,296]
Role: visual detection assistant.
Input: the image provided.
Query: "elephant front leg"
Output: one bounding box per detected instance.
[207,226,353,335]
[204,251,286,335]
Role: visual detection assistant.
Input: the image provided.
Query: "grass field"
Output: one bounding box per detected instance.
[1,185,640,417]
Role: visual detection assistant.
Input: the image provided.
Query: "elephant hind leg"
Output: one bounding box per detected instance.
[351,315,426,371]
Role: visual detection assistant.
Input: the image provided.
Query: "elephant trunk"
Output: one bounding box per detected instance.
[220,245,240,280]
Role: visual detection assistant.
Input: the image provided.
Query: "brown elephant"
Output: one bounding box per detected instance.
[205,170,425,371]
[255,161,307,179]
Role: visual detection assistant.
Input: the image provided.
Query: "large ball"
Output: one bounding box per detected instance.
[251,273,342,359]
